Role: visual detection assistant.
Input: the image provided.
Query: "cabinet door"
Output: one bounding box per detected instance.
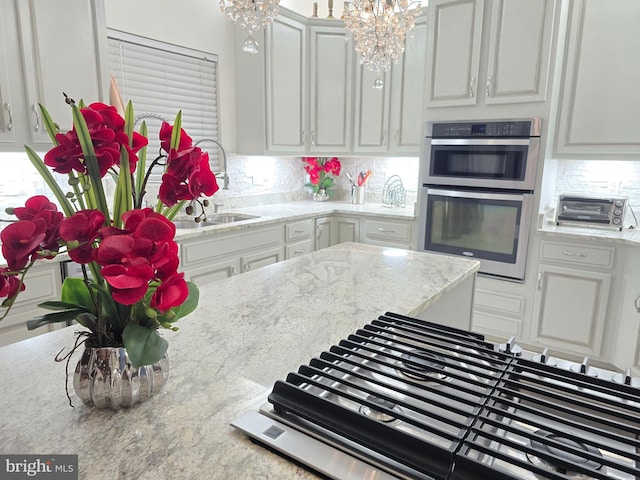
[334,216,360,244]
[484,0,555,104]
[185,260,240,286]
[265,14,306,153]
[425,0,484,108]
[531,264,610,356]
[241,247,283,273]
[315,216,333,250]
[0,3,19,145]
[554,0,640,158]
[352,66,391,154]
[308,26,353,154]
[17,0,106,143]
[389,18,427,154]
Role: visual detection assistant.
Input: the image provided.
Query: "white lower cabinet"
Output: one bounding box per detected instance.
[285,219,314,259]
[530,240,614,357]
[472,285,526,339]
[611,245,640,375]
[315,216,360,250]
[361,219,413,250]
[0,261,62,347]
[180,226,284,286]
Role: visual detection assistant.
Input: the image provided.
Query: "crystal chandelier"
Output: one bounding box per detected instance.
[219,0,280,55]
[343,0,422,88]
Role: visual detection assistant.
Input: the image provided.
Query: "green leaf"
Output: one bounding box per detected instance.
[170,110,183,151]
[166,282,199,322]
[37,300,90,312]
[71,103,110,223]
[61,278,96,316]
[135,121,148,206]
[27,310,85,330]
[122,323,168,367]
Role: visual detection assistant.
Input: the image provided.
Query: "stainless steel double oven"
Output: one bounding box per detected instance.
[417,118,541,281]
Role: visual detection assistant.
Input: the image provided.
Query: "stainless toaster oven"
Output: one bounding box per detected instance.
[555,194,627,230]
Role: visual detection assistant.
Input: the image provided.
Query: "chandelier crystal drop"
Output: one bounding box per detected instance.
[343,0,421,87]
[219,0,280,55]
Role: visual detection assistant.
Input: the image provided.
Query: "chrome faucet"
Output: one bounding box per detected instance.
[194,138,230,190]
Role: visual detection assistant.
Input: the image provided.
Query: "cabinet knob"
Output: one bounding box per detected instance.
[635,294,640,313]
[31,104,41,131]
[485,76,492,97]
[231,267,238,276]
[469,77,476,98]
[3,103,13,131]
[243,264,251,272]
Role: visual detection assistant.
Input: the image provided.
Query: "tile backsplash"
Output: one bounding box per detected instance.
[0,152,420,220]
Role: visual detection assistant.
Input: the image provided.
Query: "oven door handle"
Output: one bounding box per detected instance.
[430,138,532,146]
[426,187,529,202]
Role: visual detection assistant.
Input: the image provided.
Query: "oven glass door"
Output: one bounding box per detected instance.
[420,188,533,280]
[424,138,539,190]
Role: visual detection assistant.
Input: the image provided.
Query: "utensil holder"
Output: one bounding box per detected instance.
[351,185,365,204]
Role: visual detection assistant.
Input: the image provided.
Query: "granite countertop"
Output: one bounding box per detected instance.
[0,243,479,480]
[538,222,640,246]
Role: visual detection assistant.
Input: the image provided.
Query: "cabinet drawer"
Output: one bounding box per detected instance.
[285,239,314,259]
[364,220,412,242]
[540,241,614,268]
[285,219,313,242]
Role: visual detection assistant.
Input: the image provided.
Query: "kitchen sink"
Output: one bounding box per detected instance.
[173,213,260,229]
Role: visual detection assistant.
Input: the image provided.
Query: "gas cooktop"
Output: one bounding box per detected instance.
[232,312,640,480]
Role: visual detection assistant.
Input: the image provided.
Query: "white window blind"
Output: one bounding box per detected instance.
[107,30,222,175]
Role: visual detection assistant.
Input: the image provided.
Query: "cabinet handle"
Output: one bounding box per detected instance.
[231,267,238,276]
[485,76,492,97]
[243,264,251,272]
[316,224,323,240]
[301,130,305,144]
[311,130,315,146]
[294,229,306,234]
[394,129,399,146]
[378,228,395,233]
[31,104,41,131]
[469,77,476,98]
[381,130,387,146]
[537,272,543,290]
[294,248,306,254]
[562,251,587,258]
[3,103,13,131]
[635,295,640,313]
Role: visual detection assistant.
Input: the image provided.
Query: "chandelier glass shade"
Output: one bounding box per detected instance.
[343,0,421,85]
[219,0,280,55]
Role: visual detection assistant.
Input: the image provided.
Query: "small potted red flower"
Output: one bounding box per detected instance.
[302,156,341,201]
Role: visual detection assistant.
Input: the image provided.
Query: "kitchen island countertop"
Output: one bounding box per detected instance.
[0,243,479,479]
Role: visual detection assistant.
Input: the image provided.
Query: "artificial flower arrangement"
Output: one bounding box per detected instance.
[302,156,342,197]
[0,97,218,368]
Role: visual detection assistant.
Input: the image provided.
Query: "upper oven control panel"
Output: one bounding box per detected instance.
[427,118,541,138]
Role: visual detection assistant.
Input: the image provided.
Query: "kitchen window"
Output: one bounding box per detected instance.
[107,30,221,176]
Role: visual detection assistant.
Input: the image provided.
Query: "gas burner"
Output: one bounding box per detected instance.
[612,368,640,388]
[358,394,399,423]
[526,430,603,479]
[398,350,447,381]
[569,357,598,377]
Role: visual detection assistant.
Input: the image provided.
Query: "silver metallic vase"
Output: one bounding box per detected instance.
[73,345,169,410]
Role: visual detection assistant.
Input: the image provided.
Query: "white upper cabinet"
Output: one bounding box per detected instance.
[425,0,484,107]
[425,0,556,108]
[265,14,307,153]
[389,18,428,153]
[353,16,428,155]
[484,0,555,104]
[0,0,107,151]
[553,0,640,159]
[308,25,353,154]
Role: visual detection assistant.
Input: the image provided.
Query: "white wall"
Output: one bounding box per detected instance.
[104,0,238,152]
